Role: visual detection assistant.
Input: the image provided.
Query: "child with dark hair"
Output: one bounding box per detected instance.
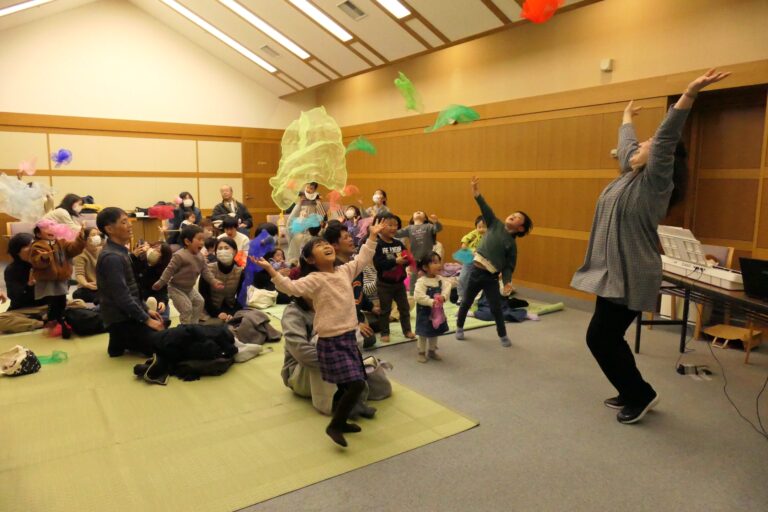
[203,237,218,263]
[269,248,290,271]
[153,225,224,325]
[3,233,44,311]
[42,193,84,234]
[373,213,414,343]
[456,177,533,348]
[30,222,86,338]
[72,226,103,304]
[414,252,451,363]
[397,210,443,294]
[253,220,384,448]
[219,216,250,255]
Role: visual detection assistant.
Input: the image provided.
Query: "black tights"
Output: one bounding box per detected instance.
[46,295,67,324]
[330,380,365,427]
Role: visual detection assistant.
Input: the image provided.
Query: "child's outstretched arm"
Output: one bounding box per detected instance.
[342,219,384,279]
[470,176,498,227]
[152,252,180,290]
[200,259,224,289]
[30,242,53,269]
[413,278,434,307]
[253,256,320,298]
[429,214,443,233]
[63,227,87,258]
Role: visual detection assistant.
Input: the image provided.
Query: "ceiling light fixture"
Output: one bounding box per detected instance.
[160,0,277,73]
[219,0,310,60]
[375,0,410,19]
[0,0,54,18]
[289,0,352,42]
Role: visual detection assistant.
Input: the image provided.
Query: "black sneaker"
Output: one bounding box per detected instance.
[617,393,659,424]
[604,396,625,410]
[143,354,169,385]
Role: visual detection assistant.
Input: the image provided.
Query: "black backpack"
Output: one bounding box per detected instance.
[64,308,107,336]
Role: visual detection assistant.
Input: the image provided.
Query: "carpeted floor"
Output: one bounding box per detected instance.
[0,327,476,512]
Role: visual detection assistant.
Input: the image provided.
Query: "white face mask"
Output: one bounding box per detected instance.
[146,249,160,266]
[73,204,83,214]
[372,194,382,204]
[89,235,101,246]
[304,191,318,201]
[182,199,193,208]
[345,209,356,219]
[217,249,234,265]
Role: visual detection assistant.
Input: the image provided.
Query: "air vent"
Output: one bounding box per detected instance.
[259,45,280,58]
[337,0,367,21]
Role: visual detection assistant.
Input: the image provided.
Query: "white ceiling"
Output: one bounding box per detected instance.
[0,0,598,97]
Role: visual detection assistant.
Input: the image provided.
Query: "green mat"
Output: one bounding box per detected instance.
[260,299,565,349]
[0,329,477,512]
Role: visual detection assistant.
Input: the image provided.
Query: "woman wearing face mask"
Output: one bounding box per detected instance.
[571,68,730,425]
[72,227,104,304]
[131,242,173,324]
[364,189,390,218]
[342,205,362,243]
[287,182,327,240]
[168,191,202,245]
[199,237,244,323]
[42,193,85,234]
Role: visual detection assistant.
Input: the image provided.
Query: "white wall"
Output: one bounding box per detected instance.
[0,0,314,129]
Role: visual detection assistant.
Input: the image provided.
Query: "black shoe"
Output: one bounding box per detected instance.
[325,425,347,447]
[61,322,72,340]
[617,394,659,424]
[341,422,362,433]
[133,360,152,377]
[604,396,625,410]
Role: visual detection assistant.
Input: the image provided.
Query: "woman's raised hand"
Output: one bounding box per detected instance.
[686,68,731,96]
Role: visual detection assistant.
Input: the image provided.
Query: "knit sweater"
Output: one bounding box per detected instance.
[73,248,99,288]
[97,240,149,327]
[473,194,518,284]
[42,208,82,233]
[155,248,216,292]
[271,239,376,337]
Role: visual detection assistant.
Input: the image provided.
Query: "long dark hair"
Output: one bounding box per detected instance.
[298,237,326,277]
[150,242,173,271]
[58,193,83,217]
[668,141,688,212]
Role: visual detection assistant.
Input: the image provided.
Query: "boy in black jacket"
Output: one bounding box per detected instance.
[373,214,414,343]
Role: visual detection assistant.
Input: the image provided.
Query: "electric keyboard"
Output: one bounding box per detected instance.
[661,255,744,290]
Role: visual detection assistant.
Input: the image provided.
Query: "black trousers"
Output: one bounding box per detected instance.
[586,297,656,406]
[377,280,411,336]
[457,265,506,338]
[46,295,67,323]
[107,320,156,357]
[73,287,99,305]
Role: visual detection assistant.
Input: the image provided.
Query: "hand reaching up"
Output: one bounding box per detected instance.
[471,176,480,197]
[367,219,384,240]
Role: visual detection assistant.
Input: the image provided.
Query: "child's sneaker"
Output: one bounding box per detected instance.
[46,323,62,338]
[455,328,465,340]
[417,352,428,363]
[428,350,442,361]
[500,336,512,348]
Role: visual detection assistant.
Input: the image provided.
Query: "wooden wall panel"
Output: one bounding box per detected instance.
[242,142,280,211]
[693,179,759,241]
[758,181,768,248]
[698,104,764,170]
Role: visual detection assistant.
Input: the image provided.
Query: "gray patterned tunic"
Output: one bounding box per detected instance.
[571,107,689,312]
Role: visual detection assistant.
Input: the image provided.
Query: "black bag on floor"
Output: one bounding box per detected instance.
[64,308,107,336]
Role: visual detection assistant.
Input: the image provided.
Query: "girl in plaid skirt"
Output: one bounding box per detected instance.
[255,220,384,447]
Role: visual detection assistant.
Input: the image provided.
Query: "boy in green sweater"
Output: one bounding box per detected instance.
[456,177,532,347]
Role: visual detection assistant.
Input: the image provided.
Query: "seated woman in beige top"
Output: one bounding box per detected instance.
[72,227,103,304]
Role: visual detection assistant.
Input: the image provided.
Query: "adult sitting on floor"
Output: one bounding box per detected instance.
[199,237,244,323]
[96,207,165,357]
[211,185,253,236]
[0,233,46,333]
[323,221,377,348]
[131,241,173,325]
[281,297,376,417]
[72,227,103,304]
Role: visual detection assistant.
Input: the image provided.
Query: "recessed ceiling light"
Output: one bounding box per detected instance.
[160,0,277,73]
[219,0,310,60]
[0,0,54,18]
[289,0,352,42]
[375,0,410,19]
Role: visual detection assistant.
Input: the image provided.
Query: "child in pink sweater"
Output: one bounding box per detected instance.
[254,220,383,448]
